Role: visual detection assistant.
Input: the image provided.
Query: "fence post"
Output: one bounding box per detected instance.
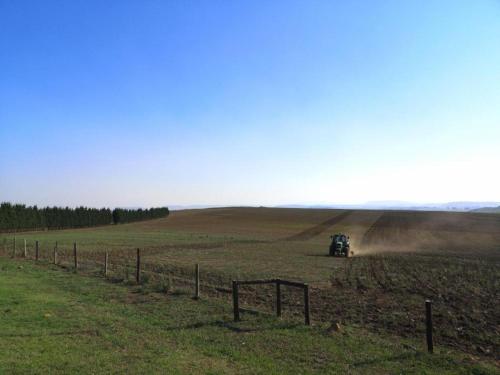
[53,241,58,264]
[104,251,109,278]
[24,239,27,258]
[136,248,141,284]
[304,284,310,325]
[232,281,240,322]
[73,242,78,270]
[35,241,39,261]
[426,300,433,353]
[194,263,200,299]
[276,279,282,317]
[12,237,16,258]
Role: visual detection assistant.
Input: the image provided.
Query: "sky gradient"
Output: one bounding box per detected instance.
[1,1,499,207]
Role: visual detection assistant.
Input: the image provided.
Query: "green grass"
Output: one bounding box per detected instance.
[0,257,497,374]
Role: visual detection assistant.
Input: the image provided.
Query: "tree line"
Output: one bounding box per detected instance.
[0,203,169,232]
[112,207,170,224]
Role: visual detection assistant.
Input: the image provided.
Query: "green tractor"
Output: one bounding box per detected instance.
[329,233,350,257]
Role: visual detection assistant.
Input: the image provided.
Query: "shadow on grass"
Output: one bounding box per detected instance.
[0,329,99,338]
[165,318,302,334]
[106,276,125,283]
[352,351,422,367]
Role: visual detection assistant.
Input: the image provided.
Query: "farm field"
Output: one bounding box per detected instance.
[1,207,499,362]
[4,207,500,281]
[0,257,497,374]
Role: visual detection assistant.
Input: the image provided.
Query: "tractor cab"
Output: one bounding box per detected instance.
[329,233,350,257]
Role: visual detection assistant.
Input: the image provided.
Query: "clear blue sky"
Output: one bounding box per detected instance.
[1,1,499,207]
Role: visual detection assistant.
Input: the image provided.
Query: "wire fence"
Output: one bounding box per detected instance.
[2,236,498,359]
[0,237,308,319]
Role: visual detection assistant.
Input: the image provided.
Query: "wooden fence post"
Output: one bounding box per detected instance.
[73,242,78,270]
[194,263,200,299]
[426,300,433,353]
[104,251,109,278]
[12,237,16,258]
[35,241,39,261]
[53,241,58,264]
[232,281,240,322]
[136,248,141,284]
[304,284,310,325]
[276,279,282,317]
[24,239,27,258]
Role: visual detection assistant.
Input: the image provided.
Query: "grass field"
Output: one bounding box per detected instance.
[1,207,499,365]
[0,257,497,374]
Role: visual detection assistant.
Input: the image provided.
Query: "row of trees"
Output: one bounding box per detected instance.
[0,203,169,232]
[112,207,170,224]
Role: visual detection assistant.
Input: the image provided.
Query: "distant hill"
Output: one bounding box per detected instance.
[472,206,500,213]
[275,201,500,212]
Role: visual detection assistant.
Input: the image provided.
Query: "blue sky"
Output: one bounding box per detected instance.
[1,1,499,207]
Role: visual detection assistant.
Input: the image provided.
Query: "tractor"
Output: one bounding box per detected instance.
[329,233,350,257]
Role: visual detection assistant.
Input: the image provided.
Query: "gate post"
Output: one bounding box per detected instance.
[276,279,282,317]
[136,248,141,284]
[426,300,433,353]
[73,242,78,270]
[53,241,58,264]
[194,264,200,299]
[232,281,240,322]
[304,284,310,325]
[104,251,109,278]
